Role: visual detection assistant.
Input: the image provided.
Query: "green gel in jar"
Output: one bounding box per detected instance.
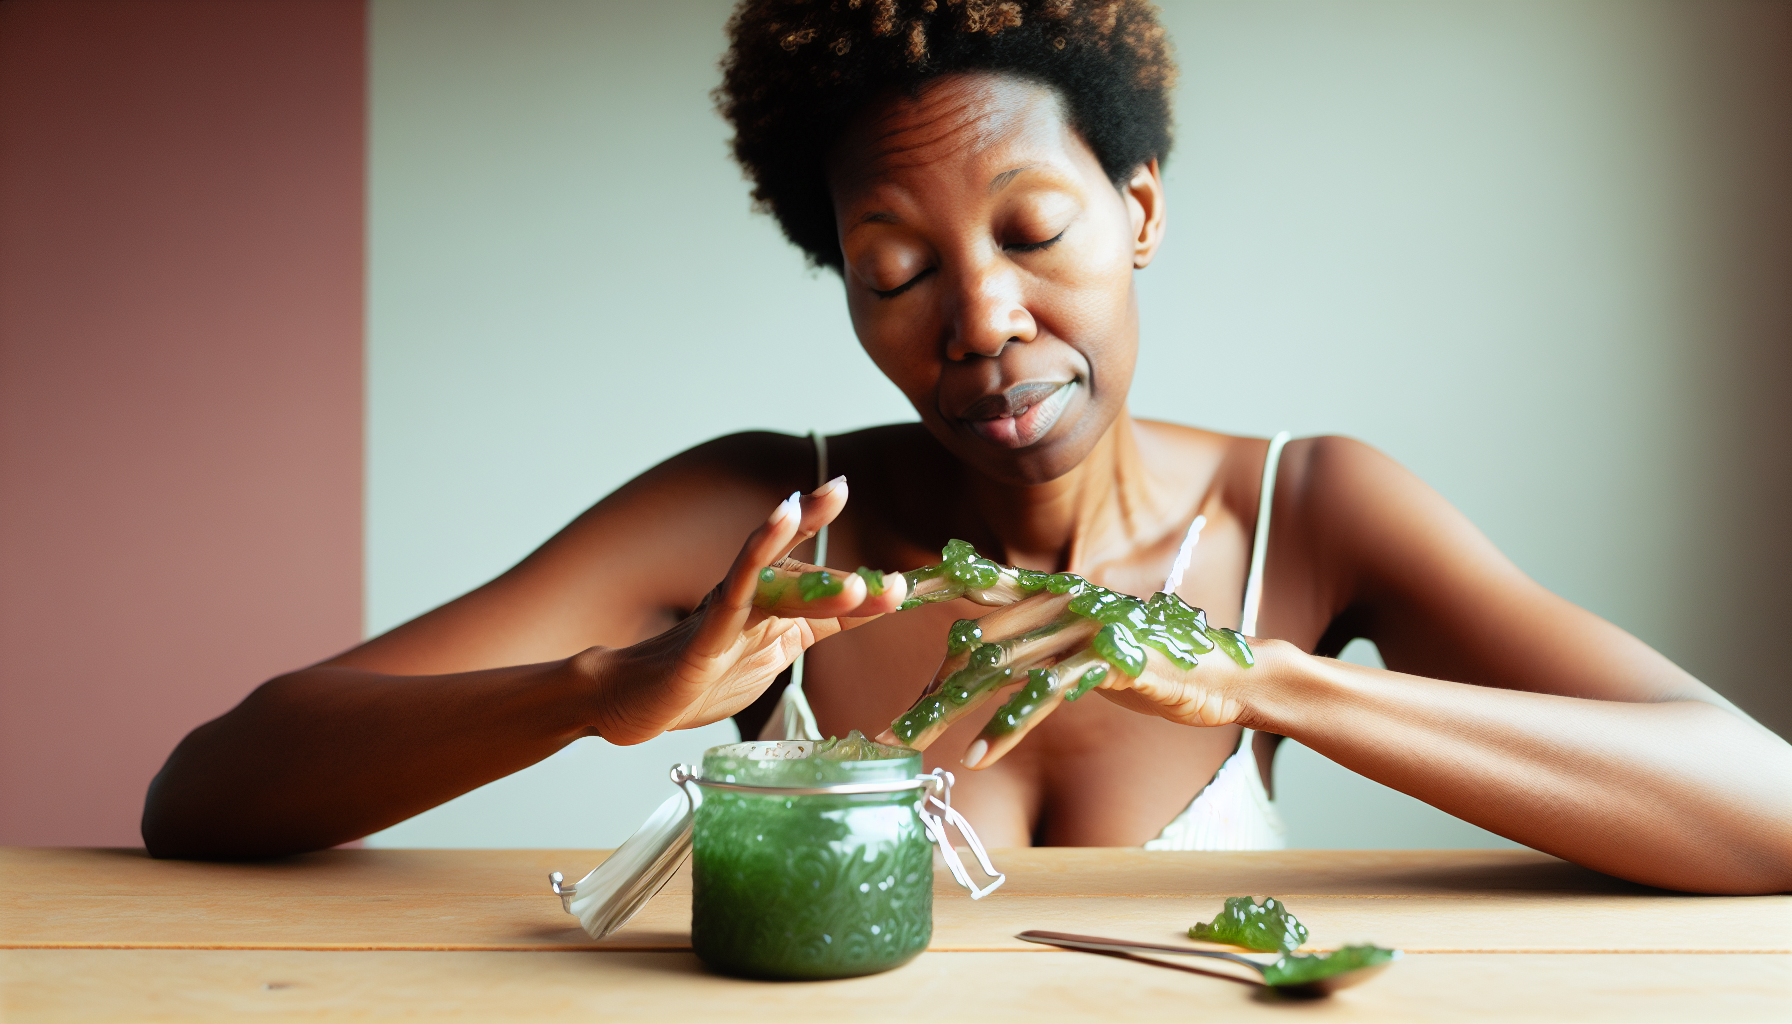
[690,733,933,980]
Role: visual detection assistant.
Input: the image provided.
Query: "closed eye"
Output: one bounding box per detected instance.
[872,266,935,299]
[1005,228,1066,254]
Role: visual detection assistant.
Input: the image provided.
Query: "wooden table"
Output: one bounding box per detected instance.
[3,847,1787,1020]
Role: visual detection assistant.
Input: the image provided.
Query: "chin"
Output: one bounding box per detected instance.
[946,414,1107,487]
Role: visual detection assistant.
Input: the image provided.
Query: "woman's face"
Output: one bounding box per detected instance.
[829,73,1166,486]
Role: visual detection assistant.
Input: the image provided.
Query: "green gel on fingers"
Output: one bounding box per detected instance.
[1068,587,1118,618]
[1207,626,1256,668]
[943,665,1012,705]
[1044,573,1085,595]
[942,538,978,563]
[946,619,984,656]
[854,566,885,596]
[1013,569,1050,593]
[1063,664,1108,701]
[969,643,1003,669]
[1262,945,1400,987]
[985,667,1059,735]
[754,567,794,608]
[1140,629,1200,670]
[1091,622,1147,677]
[1189,896,1310,953]
[891,695,948,745]
[948,558,1000,590]
[1093,597,1149,629]
[798,571,844,602]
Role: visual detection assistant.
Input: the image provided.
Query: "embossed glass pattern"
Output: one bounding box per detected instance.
[691,741,933,979]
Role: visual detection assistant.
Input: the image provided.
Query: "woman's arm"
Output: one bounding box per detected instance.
[1120,436,1792,893]
[885,435,1791,892]
[1239,645,1791,893]
[142,434,904,859]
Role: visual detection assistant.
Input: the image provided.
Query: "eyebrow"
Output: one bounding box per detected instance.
[988,165,1035,193]
[848,163,1041,233]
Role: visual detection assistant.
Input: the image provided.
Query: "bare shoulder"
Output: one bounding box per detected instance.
[1130,419,1292,525]
[1271,434,1506,582]
[1278,434,1420,523]
[1269,436,1713,703]
[541,430,818,588]
[600,430,816,513]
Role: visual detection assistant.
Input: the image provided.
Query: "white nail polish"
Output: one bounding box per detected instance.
[962,738,988,768]
[814,474,847,497]
[768,490,802,525]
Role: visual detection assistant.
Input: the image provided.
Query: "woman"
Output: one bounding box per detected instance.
[143,0,1791,893]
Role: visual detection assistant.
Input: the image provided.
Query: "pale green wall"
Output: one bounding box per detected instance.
[365,0,1790,848]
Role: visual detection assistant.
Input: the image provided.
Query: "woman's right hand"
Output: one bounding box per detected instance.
[580,476,907,745]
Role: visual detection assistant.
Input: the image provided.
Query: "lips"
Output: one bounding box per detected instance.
[964,380,1077,449]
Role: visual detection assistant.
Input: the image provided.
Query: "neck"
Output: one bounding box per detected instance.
[961,408,1168,573]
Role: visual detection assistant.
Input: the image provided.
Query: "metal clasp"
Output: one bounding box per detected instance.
[917,768,1006,900]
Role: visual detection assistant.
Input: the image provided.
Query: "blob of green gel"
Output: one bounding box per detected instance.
[985,668,1059,735]
[891,695,947,744]
[946,619,984,656]
[1063,664,1109,701]
[797,571,844,602]
[1262,945,1400,988]
[1091,623,1147,677]
[1207,626,1256,668]
[1189,896,1310,953]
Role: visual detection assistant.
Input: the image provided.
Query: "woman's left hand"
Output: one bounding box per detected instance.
[875,575,1280,769]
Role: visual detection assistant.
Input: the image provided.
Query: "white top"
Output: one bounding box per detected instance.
[764,431,1294,852]
[1145,431,1291,851]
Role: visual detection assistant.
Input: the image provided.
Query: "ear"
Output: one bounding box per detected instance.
[1123,159,1167,269]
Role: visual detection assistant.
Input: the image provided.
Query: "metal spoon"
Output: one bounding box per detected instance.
[1017,930,1397,997]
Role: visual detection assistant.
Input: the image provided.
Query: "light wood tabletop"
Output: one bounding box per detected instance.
[3,847,1788,1021]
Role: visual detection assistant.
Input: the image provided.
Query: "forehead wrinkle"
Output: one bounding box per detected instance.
[863,99,1000,171]
[833,78,1079,227]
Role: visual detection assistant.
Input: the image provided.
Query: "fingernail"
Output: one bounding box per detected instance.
[768,490,802,525]
[814,474,847,497]
[962,738,988,768]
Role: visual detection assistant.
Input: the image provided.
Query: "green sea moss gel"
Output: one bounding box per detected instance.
[690,733,933,980]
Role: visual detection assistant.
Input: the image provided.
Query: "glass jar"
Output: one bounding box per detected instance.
[687,740,934,980]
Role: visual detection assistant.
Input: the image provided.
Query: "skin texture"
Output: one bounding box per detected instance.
[142,75,1792,894]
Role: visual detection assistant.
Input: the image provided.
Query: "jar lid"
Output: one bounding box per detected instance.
[550,780,695,941]
[701,736,921,788]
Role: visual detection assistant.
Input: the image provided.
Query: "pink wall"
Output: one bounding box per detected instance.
[0,0,366,846]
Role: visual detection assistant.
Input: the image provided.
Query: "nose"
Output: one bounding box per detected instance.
[944,257,1037,361]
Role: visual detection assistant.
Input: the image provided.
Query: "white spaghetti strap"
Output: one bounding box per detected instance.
[811,430,829,567]
[1144,430,1292,852]
[1160,515,1206,594]
[758,431,828,741]
[1240,431,1291,638]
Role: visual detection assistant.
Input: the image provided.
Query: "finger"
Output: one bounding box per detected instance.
[769,475,850,565]
[713,474,853,617]
[902,558,1056,609]
[883,599,1099,750]
[692,490,811,661]
[920,593,1076,696]
[961,650,1110,769]
[752,560,908,618]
